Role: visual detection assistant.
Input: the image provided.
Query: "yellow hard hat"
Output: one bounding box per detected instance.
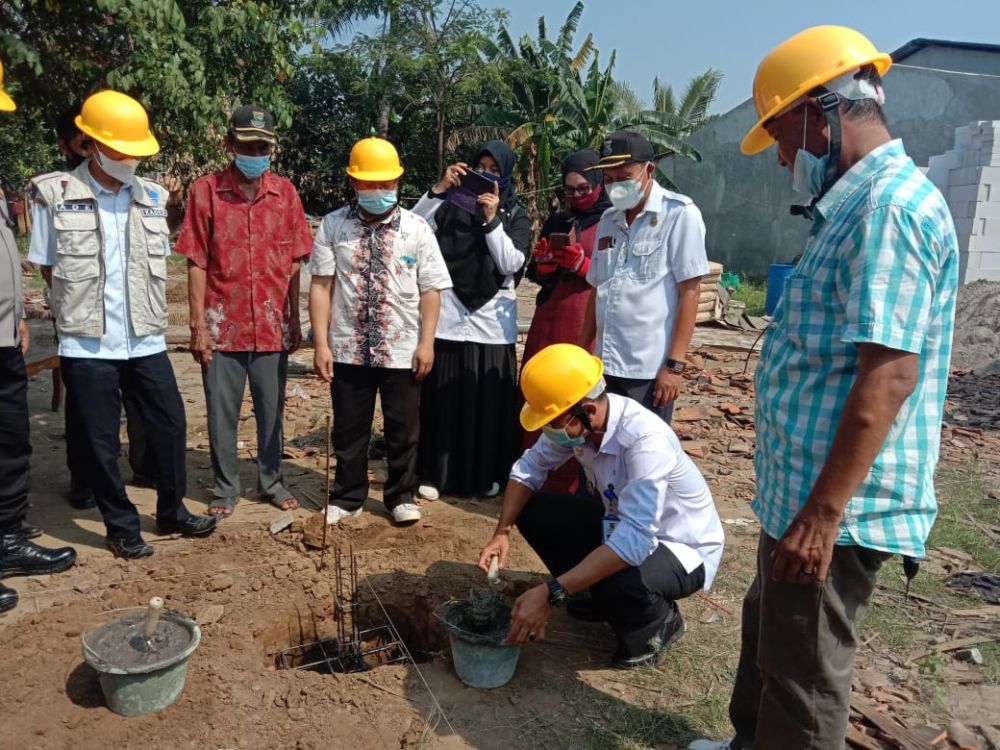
[346,137,404,181]
[76,90,160,157]
[741,26,891,155]
[519,344,604,432]
[0,59,15,111]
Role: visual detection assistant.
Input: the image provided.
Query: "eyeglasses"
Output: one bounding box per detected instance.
[563,184,593,197]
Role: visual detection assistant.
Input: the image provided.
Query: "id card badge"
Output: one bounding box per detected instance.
[601,514,620,544]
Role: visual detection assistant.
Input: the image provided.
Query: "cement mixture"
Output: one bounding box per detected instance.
[952,280,1000,371]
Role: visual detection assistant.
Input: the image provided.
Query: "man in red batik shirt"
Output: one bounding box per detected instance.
[175,105,313,518]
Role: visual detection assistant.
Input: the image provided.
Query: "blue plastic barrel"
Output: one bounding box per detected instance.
[765,263,797,316]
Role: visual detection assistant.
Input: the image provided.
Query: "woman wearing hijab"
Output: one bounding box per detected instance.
[518,149,612,493]
[411,141,531,498]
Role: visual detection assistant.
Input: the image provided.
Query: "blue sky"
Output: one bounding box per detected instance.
[471,0,1000,114]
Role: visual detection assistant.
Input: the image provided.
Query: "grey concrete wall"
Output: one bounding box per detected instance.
[664,65,1000,276]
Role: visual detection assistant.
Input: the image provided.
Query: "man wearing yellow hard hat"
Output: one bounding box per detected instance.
[28,90,219,560]
[689,27,958,750]
[477,343,724,669]
[309,137,452,526]
[0,59,78,614]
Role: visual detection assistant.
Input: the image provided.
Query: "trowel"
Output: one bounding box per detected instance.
[487,555,501,586]
[141,596,164,652]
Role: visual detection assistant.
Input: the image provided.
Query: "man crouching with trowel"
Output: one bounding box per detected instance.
[477,344,725,668]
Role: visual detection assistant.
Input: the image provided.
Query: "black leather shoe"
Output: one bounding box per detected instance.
[0,582,17,613]
[0,532,77,577]
[106,536,154,559]
[567,593,606,622]
[68,487,97,510]
[612,615,686,670]
[155,514,219,538]
[21,522,43,540]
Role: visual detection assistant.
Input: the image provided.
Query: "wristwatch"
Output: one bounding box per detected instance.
[546,578,568,606]
[664,358,687,374]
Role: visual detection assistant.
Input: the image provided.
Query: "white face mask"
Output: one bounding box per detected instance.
[94,147,140,184]
[607,170,648,211]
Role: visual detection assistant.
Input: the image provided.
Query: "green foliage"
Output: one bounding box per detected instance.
[0,0,720,220]
[0,0,324,182]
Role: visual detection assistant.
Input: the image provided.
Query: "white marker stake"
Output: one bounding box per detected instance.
[487,555,500,586]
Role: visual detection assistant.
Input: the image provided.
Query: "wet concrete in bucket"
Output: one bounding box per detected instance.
[439,590,511,645]
[84,610,195,671]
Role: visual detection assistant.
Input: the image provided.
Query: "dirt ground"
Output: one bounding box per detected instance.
[3,287,999,748]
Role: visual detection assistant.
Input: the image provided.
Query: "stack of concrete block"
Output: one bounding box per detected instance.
[927,121,1000,284]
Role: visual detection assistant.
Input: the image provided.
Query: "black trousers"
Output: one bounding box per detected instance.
[516,491,705,654]
[331,364,420,512]
[0,347,30,532]
[60,352,191,540]
[67,384,154,497]
[605,374,674,424]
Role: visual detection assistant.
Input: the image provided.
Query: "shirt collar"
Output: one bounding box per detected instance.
[348,203,402,231]
[814,139,906,221]
[83,161,133,200]
[594,392,626,456]
[216,164,280,201]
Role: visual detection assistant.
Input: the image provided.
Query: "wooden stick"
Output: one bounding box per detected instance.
[906,634,1000,663]
[849,697,933,750]
[321,413,332,571]
[697,591,735,616]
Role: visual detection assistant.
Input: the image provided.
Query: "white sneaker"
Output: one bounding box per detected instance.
[391,503,421,525]
[484,482,501,497]
[688,740,734,750]
[417,484,439,501]
[325,506,362,525]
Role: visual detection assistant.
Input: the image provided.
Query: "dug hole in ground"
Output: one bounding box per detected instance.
[2,276,999,749]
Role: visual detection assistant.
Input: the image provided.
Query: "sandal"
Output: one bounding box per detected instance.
[208,497,238,517]
[269,496,299,511]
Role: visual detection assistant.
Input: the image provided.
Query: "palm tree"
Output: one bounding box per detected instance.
[651,68,723,134]
[450,1,593,217]
[553,52,702,163]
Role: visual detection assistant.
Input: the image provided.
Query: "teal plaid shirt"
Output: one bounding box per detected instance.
[753,140,958,557]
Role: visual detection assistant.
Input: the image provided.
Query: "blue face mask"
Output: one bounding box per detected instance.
[234,154,270,179]
[542,422,586,448]
[792,149,829,198]
[356,189,398,216]
[790,112,829,198]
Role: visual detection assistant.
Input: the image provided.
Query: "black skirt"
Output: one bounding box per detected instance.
[418,339,520,495]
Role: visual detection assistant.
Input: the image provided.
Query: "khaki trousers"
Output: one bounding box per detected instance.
[728,533,890,749]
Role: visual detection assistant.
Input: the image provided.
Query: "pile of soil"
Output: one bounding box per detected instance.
[952,281,1000,370]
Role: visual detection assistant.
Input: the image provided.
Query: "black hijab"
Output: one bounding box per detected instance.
[434,140,525,312]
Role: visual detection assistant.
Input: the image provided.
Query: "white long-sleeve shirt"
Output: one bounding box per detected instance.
[509,393,725,589]
[411,194,525,345]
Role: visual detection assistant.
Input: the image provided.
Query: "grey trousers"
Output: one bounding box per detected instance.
[203,351,292,504]
[728,533,891,750]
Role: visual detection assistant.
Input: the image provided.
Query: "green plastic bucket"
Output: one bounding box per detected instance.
[82,609,201,717]
[446,631,521,689]
[436,598,521,689]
